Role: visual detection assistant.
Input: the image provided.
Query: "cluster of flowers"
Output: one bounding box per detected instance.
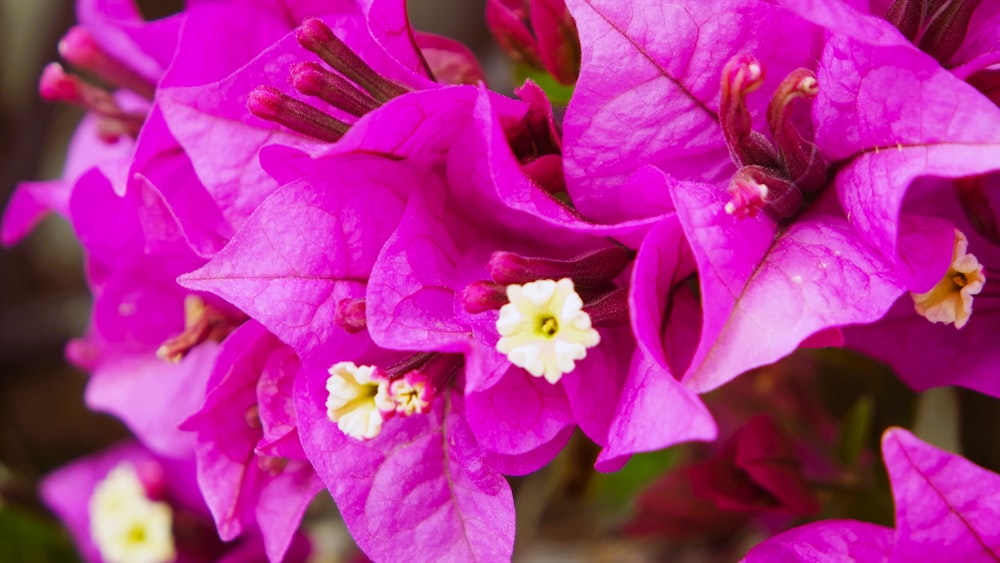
[5,0,1000,560]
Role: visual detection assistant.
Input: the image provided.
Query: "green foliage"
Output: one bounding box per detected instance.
[0,503,80,563]
[592,447,682,510]
[514,64,576,106]
[836,394,874,467]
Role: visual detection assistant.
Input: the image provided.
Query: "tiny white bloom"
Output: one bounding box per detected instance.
[89,464,175,563]
[911,230,985,329]
[496,278,600,383]
[325,361,390,440]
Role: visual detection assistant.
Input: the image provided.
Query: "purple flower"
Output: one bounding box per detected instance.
[2,0,179,246]
[844,181,1000,396]
[181,321,323,563]
[156,0,483,235]
[565,0,1000,394]
[64,169,244,458]
[178,87,520,560]
[742,427,1000,562]
[179,56,715,553]
[40,441,310,563]
[359,85,715,470]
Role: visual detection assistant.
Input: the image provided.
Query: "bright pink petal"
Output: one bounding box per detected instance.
[563,0,821,222]
[183,321,321,562]
[628,215,699,375]
[295,366,515,562]
[465,364,575,474]
[1,180,71,246]
[77,0,181,82]
[179,155,407,363]
[85,343,218,458]
[741,519,894,563]
[673,183,902,393]
[884,428,1000,561]
[595,349,716,471]
[257,345,306,458]
[817,33,1000,268]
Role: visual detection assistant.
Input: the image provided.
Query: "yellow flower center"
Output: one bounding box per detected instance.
[538,315,559,337]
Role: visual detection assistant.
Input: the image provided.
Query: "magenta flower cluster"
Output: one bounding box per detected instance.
[6,0,1000,561]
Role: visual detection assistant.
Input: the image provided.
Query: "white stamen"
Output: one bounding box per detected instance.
[496,278,600,384]
[325,361,390,440]
[911,230,985,329]
[89,464,175,563]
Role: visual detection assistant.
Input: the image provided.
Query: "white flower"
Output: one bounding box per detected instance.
[89,464,175,563]
[496,278,600,383]
[912,230,985,329]
[325,361,390,440]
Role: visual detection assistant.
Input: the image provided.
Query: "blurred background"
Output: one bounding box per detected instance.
[2,1,1000,562]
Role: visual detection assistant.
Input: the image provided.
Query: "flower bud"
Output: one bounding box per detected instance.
[487,0,581,84]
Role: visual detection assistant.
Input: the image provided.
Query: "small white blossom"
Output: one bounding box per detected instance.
[89,464,175,563]
[912,230,985,329]
[496,278,600,383]
[326,361,390,440]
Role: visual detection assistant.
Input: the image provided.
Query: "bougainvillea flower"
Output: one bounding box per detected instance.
[844,180,1000,397]
[62,168,240,458]
[361,85,715,470]
[157,0,483,234]
[181,321,322,563]
[61,0,495,487]
[181,72,714,557]
[565,0,1000,394]
[742,428,1000,562]
[2,0,179,245]
[178,110,519,559]
[183,141,519,558]
[40,441,310,563]
[293,336,516,562]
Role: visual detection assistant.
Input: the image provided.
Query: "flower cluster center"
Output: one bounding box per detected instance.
[719,55,826,220]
